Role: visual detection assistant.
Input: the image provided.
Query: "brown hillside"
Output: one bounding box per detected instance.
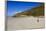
[13,4,44,17]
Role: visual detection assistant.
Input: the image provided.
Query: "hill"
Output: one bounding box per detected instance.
[13,4,44,17]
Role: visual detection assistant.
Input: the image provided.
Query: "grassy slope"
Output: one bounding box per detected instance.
[13,4,44,17]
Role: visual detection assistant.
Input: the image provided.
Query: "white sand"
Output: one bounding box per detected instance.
[7,16,45,31]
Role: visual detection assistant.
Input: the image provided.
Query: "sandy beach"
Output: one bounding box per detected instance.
[7,16,45,31]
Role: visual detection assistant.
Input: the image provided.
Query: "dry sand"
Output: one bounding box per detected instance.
[7,16,45,31]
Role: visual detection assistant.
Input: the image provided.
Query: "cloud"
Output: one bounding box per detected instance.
[12,11,22,15]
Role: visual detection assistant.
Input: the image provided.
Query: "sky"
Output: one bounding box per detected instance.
[7,1,42,16]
